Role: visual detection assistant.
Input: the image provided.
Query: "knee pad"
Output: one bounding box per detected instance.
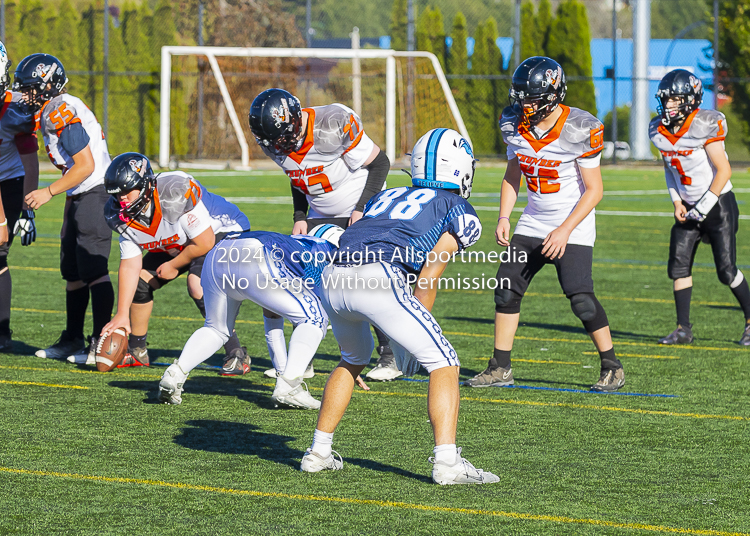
[132,277,155,304]
[494,288,522,314]
[570,293,609,333]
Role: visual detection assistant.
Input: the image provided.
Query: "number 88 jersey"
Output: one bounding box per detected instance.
[648,108,731,204]
[500,104,604,247]
[336,187,482,276]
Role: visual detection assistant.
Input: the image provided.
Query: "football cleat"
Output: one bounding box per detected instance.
[464,365,513,387]
[659,325,693,345]
[118,345,150,367]
[271,380,320,410]
[430,448,500,485]
[591,367,625,392]
[0,331,12,353]
[220,346,251,376]
[365,346,403,381]
[67,336,98,365]
[35,330,85,359]
[300,448,343,473]
[739,324,750,346]
[159,362,188,405]
[264,362,315,379]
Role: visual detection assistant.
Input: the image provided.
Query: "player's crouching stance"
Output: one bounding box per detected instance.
[649,70,750,345]
[466,57,624,392]
[159,225,346,408]
[100,153,250,370]
[301,128,499,485]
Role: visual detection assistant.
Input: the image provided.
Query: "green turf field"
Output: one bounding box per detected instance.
[1,166,749,535]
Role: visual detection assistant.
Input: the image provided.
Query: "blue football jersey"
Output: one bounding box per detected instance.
[337,187,482,275]
[226,230,337,286]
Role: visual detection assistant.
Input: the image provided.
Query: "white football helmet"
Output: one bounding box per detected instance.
[308,224,345,247]
[0,41,10,93]
[411,128,476,199]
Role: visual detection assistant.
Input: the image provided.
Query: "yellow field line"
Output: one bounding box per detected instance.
[0,379,87,389]
[512,358,580,365]
[0,466,744,536]
[582,352,680,360]
[0,365,161,378]
[9,265,59,272]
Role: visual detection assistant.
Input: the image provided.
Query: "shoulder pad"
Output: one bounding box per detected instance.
[690,109,727,142]
[559,107,603,156]
[156,172,199,222]
[40,95,79,134]
[312,103,364,156]
[2,94,35,134]
[104,197,126,234]
[648,116,662,140]
[499,106,521,144]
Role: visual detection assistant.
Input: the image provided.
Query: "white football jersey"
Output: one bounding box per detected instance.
[649,109,731,204]
[104,172,250,260]
[501,104,603,247]
[37,94,112,196]
[263,103,377,218]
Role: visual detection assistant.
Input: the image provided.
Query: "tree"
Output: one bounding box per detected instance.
[390,0,408,51]
[417,6,446,70]
[17,0,48,61]
[521,1,542,60]
[447,12,469,115]
[603,104,630,143]
[485,17,507,154]
[546,0,597,114]
[536,0,553,54]
[717,0,750,154]
[53,0,82,75]
[467,19,494,155]
[652,0,709,39]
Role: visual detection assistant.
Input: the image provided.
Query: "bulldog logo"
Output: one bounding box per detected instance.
[689,75,702,93]
[128,159,147,177]
[271,98,291,128]
[32,63,55,82]
[543,67,561,89]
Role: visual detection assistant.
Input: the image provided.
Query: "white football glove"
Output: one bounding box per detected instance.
[13,209,36,246]
[685,191,719,222]
[391,340,421,377]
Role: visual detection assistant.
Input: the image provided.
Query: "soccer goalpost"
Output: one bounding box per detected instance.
[159,46,470,169]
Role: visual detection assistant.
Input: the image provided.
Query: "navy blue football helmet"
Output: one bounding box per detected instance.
[12,53,68,113]
[656,69,703,127]
[248,88,303,157]
[104,153,157,222]
[509,56,567,126]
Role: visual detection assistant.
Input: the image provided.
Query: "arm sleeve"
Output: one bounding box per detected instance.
[14,132,38,155]
[291,183,309,222]
[58,122,90,156]
[354,150,390,212]
[119,235,143,260]
[178,200,213,239]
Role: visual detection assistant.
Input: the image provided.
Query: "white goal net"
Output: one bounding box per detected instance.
[159,46,469,169]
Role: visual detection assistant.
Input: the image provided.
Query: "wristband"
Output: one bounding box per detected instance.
[498,216,509,222]
[694,191,719,215]
[0,220,6,227]
[47,186,54,197]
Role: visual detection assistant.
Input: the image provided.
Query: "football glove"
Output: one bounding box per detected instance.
[391,341,421,377]
[13,209,36,246]
[685,191,719,222]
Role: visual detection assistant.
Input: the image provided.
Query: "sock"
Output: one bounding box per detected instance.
[373,326,390,347]
[0,268,11,336]
[674,287,692,328]
[66,286,89,340]
[176,326,227,373]
[129,333,148,348]
[193,297,206,318]
[433,444,458,465]
[282,323,324,381]
[223,330,241,355]
[730,275,750,321]
[599,347,622,370]
[89,281,114,339]
[489,348,511,370]
[264,315,287,372]
[311,429,334,458]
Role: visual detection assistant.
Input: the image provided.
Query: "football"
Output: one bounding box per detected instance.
[95,329,128,372]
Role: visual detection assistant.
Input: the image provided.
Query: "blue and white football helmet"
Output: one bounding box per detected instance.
[410,128,476,199]
[308,224,345,247]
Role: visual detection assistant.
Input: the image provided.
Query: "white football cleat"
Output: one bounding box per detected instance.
[365,358,402,381]
[67,336,98,366]
[430,448,500,485]
[300,448,343,472]
[271,380,320,410]
[263,368,278,378]
[264,363,315,379]
[159,362,188,405]
[36,330,85,359]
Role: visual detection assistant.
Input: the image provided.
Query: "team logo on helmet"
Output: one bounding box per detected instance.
[128,158,147,177]
[459,138,473,156]
[543,67,562,89]
[32,63,56,82]
[271,98,291,128]
[689,75,702,92]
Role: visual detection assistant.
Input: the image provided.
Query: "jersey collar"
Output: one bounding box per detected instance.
[288,108,316,165]
[519,104,570,153]
[127,189,163,237]
[657,108,698,145]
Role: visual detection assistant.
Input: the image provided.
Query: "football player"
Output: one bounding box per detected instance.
[466,57,625,392]
[301,128,499,486]
[100,153,251,371]
[158,225,367,409]
[649,69,750,345]
[248,88,399,382]
[14,54,115,363]
[0,42,39,352]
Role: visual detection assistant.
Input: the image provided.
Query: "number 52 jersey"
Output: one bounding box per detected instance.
[500,104,604,247]
[648,108,731,204]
